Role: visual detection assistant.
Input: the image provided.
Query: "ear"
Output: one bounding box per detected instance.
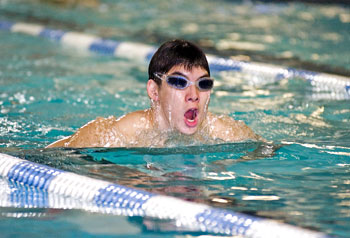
[147,79,159,101]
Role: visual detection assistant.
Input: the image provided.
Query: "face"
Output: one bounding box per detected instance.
[151,65,212,135]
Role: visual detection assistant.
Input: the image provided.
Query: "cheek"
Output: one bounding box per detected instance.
[159,89,183,111]
[200,92,211,106]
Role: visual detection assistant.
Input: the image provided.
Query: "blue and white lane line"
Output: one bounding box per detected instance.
[0,153,328,238]
[0,20,349,96]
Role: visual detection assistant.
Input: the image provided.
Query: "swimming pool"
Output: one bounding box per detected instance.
[0,0,349,237]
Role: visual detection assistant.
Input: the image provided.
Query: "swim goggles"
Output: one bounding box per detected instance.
[154,73,214,91]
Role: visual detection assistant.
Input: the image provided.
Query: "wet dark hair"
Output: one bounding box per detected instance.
[148,39,210,86]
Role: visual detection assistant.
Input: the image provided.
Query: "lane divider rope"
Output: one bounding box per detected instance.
[0,153,328,238]
[0,20,349,98]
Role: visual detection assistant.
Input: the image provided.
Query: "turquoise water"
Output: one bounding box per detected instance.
[0,0,350,237]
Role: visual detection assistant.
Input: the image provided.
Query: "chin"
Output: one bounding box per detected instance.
[179,127,198,135]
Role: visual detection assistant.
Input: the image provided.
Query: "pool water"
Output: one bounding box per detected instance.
[0,0,350,237]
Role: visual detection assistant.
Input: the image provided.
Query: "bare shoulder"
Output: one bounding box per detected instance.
[116,109,152,126]
[115,109,153,135]
[47,110,153,148]
[206,112,261,142]
[47,116,119,148]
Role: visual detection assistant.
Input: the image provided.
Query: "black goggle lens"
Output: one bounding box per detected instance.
[198,79,214,90]
[167,76,188,89]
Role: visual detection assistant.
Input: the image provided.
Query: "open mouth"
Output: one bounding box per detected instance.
[184,109,198,127]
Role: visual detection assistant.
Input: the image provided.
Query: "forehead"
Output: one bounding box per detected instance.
[167,65,209,78]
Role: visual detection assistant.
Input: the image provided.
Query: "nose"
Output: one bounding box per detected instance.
[185,85,199,102]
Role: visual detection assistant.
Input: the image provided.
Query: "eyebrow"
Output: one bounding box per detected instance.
[170,71,210,79]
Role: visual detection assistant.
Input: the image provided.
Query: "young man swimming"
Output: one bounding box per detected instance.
[47,39,260,148]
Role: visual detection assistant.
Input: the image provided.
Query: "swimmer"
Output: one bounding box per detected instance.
[47,39,261,148]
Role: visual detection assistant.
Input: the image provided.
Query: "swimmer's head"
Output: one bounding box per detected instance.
[148,39,210,86]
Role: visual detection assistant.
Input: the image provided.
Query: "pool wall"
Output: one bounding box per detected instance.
[0,153,329,238]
